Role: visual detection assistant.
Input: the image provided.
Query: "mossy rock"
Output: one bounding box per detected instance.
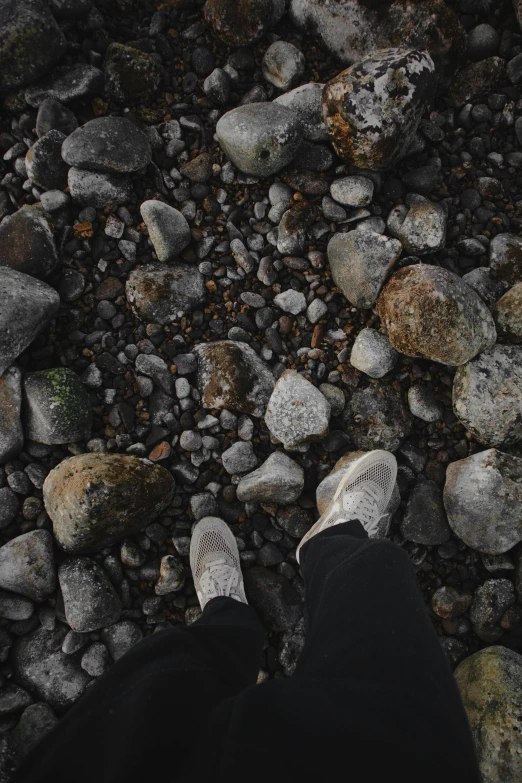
[104,42,162,104]
[455,646,522,783]
[0,0,67,93]
[43,454,175,553]
[23,368,92,446]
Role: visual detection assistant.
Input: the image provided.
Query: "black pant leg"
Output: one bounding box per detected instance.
[13,597,265,783]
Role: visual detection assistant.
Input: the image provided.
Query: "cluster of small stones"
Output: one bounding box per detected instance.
[1,0,522,779]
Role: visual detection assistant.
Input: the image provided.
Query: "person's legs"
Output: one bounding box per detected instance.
[13,519,265,783]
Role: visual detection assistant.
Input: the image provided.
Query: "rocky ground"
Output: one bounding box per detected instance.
[1,0,522,778]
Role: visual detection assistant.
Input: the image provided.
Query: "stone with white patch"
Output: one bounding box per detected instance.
[265,369,331,450]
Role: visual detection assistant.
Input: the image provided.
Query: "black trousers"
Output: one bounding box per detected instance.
[13,522,480,783]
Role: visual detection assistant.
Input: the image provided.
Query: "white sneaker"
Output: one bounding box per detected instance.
[190,516,247,610]
[296,450,397,565]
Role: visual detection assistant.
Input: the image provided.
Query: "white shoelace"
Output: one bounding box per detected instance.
[198,558,243,608]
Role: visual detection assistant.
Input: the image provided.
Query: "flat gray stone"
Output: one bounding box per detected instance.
[237,451,304,503]
[13,626,90,710]
[262,41,305,91]
[59,557,122,632]
[330,176,374,207]
[327,229,402,309]
[0,268,60,377]
[68,167,132,208]
[25,64,104,107]
[0,531,56,601]
[221,441,258,474]
[62,117,151,175]
[401,480,451,545]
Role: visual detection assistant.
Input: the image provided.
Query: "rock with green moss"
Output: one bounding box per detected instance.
[23,368,92,445]
[104,42,162,104]
[0,0,67,93]
[455,646,522,783]
[43,454,175,553]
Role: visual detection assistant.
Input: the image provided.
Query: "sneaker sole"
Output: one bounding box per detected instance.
[296,450,397,565]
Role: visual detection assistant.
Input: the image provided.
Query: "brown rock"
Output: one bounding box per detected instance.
[43,454,175,553]
[376,265,496,365]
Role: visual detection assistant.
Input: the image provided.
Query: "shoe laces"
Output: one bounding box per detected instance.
[322,487,381,535]
[198,558,243,608]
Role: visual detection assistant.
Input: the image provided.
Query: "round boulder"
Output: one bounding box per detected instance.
[43,454,175,553]
[452,345,522,447]
[455,646,522,783]
[444,449,522,555]
[376,265,497,366]
[61,117,151,175]
[493,282,522,342]
[216,103,303,177]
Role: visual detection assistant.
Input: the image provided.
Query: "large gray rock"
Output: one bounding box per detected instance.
[0,268,60,377]
[327,229,402,309]
[237,451,304,504]
[13,626,90,711]
[274,83,327,142]
[126,264,205,324]
[25,130,69,191]
[140,201,191,262]
[0,207,58,278]
[0,366,23,462]
[0,0,67,92]
[265,369,330,451]
[0,531,55,601]
[23,368,92,445]
[455,646,522,783]
[68,168,132,208]
[104,43,162,104]
[59,557,122,632]
[291,0,464,73]
[453,346,522,447]
[322,48,436,169]
[346,383,412,452]
[216,103,303,177]
[400,480,451,545]
[195,340,275,418]
[444,449,522,554]
[377,265,496,366]
[25,64,104,107]
[62,117,151,175]
[43,454,175,553]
